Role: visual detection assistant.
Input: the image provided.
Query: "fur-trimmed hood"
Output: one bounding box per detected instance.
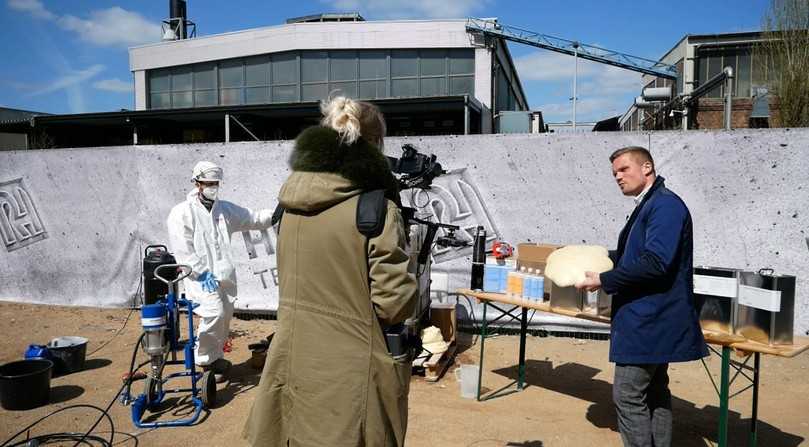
[279,126,400,213]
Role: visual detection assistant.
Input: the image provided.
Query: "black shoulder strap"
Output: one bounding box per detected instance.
[271,203,285,231]
[270,190,388,238]
[356,189,387,238]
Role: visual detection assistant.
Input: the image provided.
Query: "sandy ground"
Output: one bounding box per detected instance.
[1,302,807,447]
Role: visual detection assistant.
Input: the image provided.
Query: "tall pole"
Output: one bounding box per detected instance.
[724,66,734,131]
[573,43,579,131]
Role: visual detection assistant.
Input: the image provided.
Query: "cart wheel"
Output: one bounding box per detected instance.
[201,370,217,408]
[144,377,160,405]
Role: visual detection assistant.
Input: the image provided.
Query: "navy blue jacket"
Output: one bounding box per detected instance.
[600,176,707,364]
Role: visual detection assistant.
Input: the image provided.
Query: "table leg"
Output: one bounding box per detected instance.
[477,301,487,401]
[517,307,528,390]
[748,352,760,447]
[718,345,730,447]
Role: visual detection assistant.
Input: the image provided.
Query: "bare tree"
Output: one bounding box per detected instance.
[759,0,809,127]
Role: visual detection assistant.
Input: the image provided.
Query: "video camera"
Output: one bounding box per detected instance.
[386,143,465,263]
[387,143,446,190]
[382,144,466,360]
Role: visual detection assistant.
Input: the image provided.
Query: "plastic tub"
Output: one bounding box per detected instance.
[0,359,53,410]
[47,336,88,375]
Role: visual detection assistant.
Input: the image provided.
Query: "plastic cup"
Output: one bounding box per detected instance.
[454,364,480,399]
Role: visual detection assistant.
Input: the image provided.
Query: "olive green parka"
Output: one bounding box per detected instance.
[243,126,418,447]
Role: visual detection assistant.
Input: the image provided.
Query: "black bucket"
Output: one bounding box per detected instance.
[47,336,88,376]
[0,359,53,410]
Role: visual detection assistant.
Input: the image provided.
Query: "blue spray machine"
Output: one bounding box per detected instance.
[120,263,216,428]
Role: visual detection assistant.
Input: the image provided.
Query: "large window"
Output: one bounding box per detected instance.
[695,46,765,98]
[147,48,475,109]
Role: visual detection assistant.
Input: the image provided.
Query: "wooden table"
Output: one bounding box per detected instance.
[458,288,809,447]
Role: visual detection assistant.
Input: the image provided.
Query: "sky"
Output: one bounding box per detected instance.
[0,0,771,123]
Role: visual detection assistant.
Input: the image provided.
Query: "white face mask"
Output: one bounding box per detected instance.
[201,185,219,201]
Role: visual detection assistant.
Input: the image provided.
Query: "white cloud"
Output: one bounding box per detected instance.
[29,64,105,96]
[7,1,160,48]
[6,0,55,20]
[93,78,131,93]
[537,97,623,118]
[516,50,642,122]
[321,0,490,19]
[515,51,598,82]
[58,7,161,47]
[515,50,641,94]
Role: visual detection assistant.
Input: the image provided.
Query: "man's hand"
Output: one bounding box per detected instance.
[576,271,602,292]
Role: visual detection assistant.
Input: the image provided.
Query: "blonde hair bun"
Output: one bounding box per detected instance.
[321,96,363,145]
[320,96,386,147]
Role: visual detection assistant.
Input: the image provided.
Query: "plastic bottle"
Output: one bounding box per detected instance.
[526,268,538,301]
[519,267,530,300]
[506,269,520,298]
[536,274,545,302]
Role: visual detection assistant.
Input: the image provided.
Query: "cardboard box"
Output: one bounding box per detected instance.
[517,243,561,298]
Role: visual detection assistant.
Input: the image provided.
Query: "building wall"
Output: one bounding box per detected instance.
[131,20,480,111]
[143,48,477,109]
[626,33,771,131]
[3,129,807,334]
[134,71,147,110]
[692,97,780,129]
[473,47,493,133]
[0,132,27,150]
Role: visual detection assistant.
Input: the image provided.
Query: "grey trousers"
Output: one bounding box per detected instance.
[613,363,672,447]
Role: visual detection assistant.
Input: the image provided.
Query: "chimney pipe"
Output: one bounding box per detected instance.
[169,0,187,39]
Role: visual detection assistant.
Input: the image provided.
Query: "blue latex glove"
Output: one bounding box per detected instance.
[198,271,219,293]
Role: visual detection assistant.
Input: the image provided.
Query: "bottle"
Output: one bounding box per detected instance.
[519,267,529,300]
[536,274,545,301]
[470,226,486,290]
[526,268,537,301]
[506,270,517,297]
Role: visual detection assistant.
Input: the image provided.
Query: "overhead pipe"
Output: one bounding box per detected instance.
[680,66,734,130]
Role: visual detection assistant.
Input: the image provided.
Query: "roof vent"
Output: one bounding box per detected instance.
[286,12,365,24]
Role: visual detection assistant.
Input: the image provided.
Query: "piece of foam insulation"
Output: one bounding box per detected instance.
[544,245,613,287]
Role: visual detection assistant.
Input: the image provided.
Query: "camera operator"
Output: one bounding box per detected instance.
[243,96,418,447]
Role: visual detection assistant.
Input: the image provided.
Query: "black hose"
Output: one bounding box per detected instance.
[69,381,127,447]
[123,333,146,403]
[2,333,150,447]
[6,432,111,446]
[1,404,115,447]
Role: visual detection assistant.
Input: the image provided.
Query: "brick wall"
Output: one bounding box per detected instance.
[692,97,781,129]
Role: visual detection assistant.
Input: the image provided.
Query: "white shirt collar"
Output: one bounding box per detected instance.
[633,183,653,207]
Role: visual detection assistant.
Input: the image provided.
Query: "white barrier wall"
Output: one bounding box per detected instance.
[1,129,807,334]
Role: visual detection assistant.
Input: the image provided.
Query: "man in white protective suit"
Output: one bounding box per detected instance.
[166,161,273,382]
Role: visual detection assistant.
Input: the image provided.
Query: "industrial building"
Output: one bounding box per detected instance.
[0,107,45,150]
[620,31,775,131]
[0,10,530,149]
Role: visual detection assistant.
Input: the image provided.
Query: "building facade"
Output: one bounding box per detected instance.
[620,31,777,131]
[0,15,530,149]
[129,16,528,138]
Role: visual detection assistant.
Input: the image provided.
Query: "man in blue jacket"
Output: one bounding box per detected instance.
[577,146,706,447]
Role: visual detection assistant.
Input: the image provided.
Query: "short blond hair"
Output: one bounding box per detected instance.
[610,146,655,173]
[320,96,386,146]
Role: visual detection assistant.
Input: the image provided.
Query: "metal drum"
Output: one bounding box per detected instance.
[550,284,584,311]
[736,269,795,345]
[694,266,740,334]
